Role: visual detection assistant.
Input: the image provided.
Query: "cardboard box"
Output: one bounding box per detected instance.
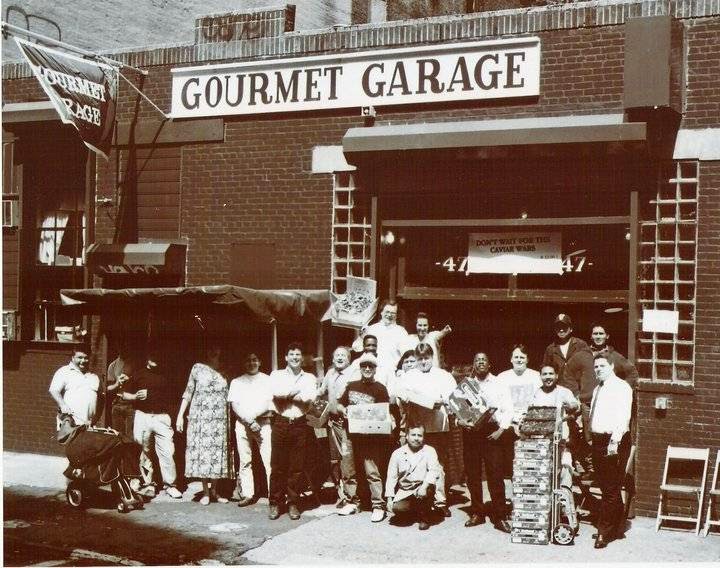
[510,535,549,545]
[511,520,550,530]
[513,482,552,495]
[347,402,391,435]
[512,511,549,523]
[515,438,551,449]
[306,399,331,429]
[330,276,378,329]
[447,377,496,428]
[512,494,551,508]
[404,388,437,410]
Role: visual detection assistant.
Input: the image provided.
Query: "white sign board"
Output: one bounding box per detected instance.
[467,232,562,274]
[642,309,680,334]
[171,38,540,118]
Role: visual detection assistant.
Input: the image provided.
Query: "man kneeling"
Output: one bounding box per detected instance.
[385,424,440,531]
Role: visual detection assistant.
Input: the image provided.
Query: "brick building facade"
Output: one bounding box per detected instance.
[3,0,719,520]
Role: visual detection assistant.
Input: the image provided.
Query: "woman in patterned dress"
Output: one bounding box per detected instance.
[176,345,232,505]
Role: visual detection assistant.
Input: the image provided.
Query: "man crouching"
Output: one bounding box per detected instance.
[385,424,440,531]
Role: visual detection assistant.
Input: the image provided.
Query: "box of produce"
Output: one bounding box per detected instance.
[330,276,378,329]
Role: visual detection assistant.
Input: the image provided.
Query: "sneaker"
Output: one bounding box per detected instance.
[269,505,280,520]
[165,486,183,499]
[288,504,301,520]
[370,508,386,523]
[335,498,347,509]
[418,520,430,531]
[338,503,359,516]
[215,497,229,504]
[200,495,210,506]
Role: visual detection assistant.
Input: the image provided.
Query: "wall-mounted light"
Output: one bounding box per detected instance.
[381,230,395,245]
[520,211,528,220]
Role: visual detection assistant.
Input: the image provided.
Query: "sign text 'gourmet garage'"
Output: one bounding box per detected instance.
[170,38,540,118]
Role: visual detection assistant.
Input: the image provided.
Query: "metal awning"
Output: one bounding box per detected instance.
[342,113,646,154]
[85,242,187,276]
[60,285,332,323]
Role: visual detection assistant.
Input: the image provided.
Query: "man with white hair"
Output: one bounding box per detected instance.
[352,300,409,369]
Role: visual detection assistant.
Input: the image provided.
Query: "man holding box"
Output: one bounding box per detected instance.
[458,352,513,533]
[336,352,391,522]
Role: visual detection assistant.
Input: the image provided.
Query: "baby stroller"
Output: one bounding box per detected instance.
[57,413,144,513]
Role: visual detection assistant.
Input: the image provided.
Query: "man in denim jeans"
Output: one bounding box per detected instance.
[132,354,182,499]
[336,352,390,523]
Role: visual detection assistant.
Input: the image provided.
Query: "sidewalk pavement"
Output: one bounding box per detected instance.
[4,451,719,565]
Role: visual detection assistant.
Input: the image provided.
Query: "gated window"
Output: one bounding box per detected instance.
[637,161,698,384]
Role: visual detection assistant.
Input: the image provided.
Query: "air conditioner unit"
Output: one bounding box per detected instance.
[2,199,20,228]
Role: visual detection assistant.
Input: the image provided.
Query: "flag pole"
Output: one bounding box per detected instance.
[1,21,148,76]
[118,71,171,120]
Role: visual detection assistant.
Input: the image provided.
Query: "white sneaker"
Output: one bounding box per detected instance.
[338,503,359,516]
[165,486,183,499]
[370,508,386,523]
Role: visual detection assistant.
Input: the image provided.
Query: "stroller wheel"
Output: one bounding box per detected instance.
[553,523,575,545]
[66,481,86,508]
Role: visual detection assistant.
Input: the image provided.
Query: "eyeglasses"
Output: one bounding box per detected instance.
[359,363,376,369]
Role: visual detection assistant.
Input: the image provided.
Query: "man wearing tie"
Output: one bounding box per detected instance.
[589,353,633,549]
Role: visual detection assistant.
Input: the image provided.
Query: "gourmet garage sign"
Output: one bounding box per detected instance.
[170,37,540,118]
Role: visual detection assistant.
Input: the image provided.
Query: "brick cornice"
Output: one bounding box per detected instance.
[3,0,719,80]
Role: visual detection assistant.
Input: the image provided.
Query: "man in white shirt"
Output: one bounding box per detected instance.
[268,342,317,521]
[457,352,513,533]
[530,364,580,489]
[317,346,357,508]
[49,349,101,426]
[228,353,274,507]
[589,353,633,549]
[402,312,452,368]
[396,343,457,518]
[386,424,441,531]
[352,300,409,369]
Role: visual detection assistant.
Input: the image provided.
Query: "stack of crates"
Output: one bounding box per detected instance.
[510,406,556,545]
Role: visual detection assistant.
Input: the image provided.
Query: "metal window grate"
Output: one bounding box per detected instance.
[637,161,698,384]
[331,172,372,294]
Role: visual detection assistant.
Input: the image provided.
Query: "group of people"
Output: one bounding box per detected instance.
[48,300,637,548]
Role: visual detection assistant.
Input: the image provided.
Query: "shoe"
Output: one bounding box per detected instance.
[418,520,430,531]
[237,497,254,507]
[465,513,485,527]
[200,496,210,506]
[335,499,348,509]
[338,503,359,516]
[370,508,386,523]
[594,535,609,549]
[288,504,301,520]
[492,519,511,534]
[129,478,141,491]
[268,505,280,520]
[138,485,156,498]
[231,489,244,501]
[435,505,451,518]
[165,486,183,499]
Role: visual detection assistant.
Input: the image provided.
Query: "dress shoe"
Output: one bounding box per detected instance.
[418,520,430,531]
[268,505,280,520]
[492,519,512,534]
[336,498,348,509]
[237,497,254,507]
[594,535,609,549]
[465,514,485,527]
[435,505,452,518]
[288,504,301,520]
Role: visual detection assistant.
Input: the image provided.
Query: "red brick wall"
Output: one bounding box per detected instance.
[684,19,720,128]
[2,344,78,455]
[634,161,720,517]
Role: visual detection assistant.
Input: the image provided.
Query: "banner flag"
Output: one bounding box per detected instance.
[15,37,118,159]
